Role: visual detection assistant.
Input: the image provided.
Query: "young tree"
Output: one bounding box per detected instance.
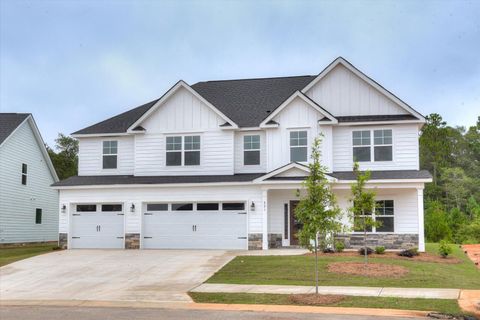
[349,162,378,264]
[295,136,342,294]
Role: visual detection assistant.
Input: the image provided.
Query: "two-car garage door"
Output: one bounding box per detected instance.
[143,202,247,250]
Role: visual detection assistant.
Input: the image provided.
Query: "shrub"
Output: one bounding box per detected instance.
[375,246,385,254]
[323,248,335,254]
[358,247,373,255]
[438,240,453,258]
[334,241,345,253]
[398,248,419,258]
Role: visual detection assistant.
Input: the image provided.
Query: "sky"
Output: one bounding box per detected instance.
[1,0,479,148]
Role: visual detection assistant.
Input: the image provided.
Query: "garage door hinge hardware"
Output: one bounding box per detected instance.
[117,213,124,216]
[72,214,81,216]
[237,212,247,215]
[72,237,80,239]
[117,237,124,239]
[143,236,153,239]
[144,213,153,215]
[237,237,247,239]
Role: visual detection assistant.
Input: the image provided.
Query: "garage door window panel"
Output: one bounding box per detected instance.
[103,141,118,169]
[172,203,193,211]
[197,203,219,211]
[147,203,168,211]
[101,204,123,212]
[222,203,245,211]
[76,204,97,212]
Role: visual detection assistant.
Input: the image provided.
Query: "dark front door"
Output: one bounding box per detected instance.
[289,200,302,245]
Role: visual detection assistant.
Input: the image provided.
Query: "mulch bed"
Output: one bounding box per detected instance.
[462,244,480,269]
[327,262,409,278]
[305,251,461,264]
[289,294,346,306]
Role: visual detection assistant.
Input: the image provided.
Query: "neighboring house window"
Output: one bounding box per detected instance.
[166,135,200,166]
[103,141,118,169]
[21,163,27,185]
[353,200,394,232]
[35,208,42,224]
[290,131,308,162]
[244,135,260,165]
[374,129,393,161]
[352,129,393,162]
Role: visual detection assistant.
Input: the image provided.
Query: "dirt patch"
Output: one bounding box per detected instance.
[327,262,409,278]
[305,251,461,264]
[289,293,346,306]
[462,244,480,269]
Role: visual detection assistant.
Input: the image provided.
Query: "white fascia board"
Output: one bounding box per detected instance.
[127,81,239,132]
[260,91,337,127]
[302,57,425,122]
[337,120,425,126]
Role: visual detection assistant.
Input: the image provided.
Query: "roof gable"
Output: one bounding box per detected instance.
[0,113,30,146]
[254,162,336,183]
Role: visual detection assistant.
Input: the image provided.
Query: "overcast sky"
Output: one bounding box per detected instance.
[1,0,479,148]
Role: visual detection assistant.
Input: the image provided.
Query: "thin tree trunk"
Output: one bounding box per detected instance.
[314,234,318,294]
[363,212,367,265]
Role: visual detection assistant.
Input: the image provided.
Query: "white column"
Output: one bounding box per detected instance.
[262,189,268,250]
[417,188,425,252]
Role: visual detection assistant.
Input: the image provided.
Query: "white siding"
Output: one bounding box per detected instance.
[306,64,408,116]
[266,97,332,172]
[332,124,419,172]
[234,131,266,174]
[0,121,58,243]
[78,136,134,175]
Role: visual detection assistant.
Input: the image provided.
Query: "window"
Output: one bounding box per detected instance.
[222,203,245,211]
[76,204,97,212]
[374,130,393,161]
[172,203,193,211]
[353,203,373,232]
[352,131,371,162]
[146,203,168,211]
[166,135,200,166]
[21,163,27,185]
[353,200,394,232]
[103,141,118,169]
[244,135,260,165]
[197,203,219,211]
[35,208,42,224]
[101,204,123,212]
[284,203,289,239]
[290,131,308,162]
[352,129,393,162]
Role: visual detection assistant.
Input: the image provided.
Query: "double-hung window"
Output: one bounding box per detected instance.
[290,130,308,162]
[21,163,27,185]
[352,129,392,162]
[166,135,200,166]
[103,141,118,169]
[244,135,260,165]
[353,200,394,232]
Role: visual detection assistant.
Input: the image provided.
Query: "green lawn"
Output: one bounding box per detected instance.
[0,243,59,267]
[207,243,480,289]
[189,292,464,315]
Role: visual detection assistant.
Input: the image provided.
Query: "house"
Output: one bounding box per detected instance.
[52,57,431,251]
[0,113,59,244]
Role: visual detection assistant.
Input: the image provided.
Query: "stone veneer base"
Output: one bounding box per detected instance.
[335,233,419,250]
[59,233,68,249]
[125,233,140,249]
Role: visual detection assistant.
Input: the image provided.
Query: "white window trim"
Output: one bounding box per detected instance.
[102,140,118,170]
[165,134,201,167]
[351,128,394,163]
[289,129,309,163]
[243,134,261,166]
[353,199,395,234]
[21,163,27,185]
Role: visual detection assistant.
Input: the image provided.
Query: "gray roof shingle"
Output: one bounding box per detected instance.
[0,113,30,145]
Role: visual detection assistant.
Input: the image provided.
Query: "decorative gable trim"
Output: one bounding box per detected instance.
[127,81,239,132]
[253,162,336,183]
[302,57,425,122]
[259,91,338,128]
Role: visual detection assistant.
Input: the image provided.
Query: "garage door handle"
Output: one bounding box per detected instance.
[237,212,247,215]
[144,213,153,215]
[117,237,124,239]
[72,236,80,239]
[144,236,152,239]
[72,213,80,216]
[237,237,247,239]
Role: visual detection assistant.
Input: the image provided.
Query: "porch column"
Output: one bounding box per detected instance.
[262,189,268,250]
[417,188,425,252]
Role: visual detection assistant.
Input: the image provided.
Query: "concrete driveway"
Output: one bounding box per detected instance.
[0,250,235,303]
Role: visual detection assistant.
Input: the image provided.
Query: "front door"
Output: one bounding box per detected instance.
[289,200,302,245]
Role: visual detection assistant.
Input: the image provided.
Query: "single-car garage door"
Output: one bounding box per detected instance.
[70,204,125,249]
[143,202,247,249]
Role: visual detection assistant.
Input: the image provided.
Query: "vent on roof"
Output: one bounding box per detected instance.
[220,122,232,127]
[132,126,145,131]
[266,120,279,125]
[318,117,331,122]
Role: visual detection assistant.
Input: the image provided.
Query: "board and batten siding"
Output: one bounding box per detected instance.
[58,185,263,235]
[332,124,420,172]
[266,96,333,172]
[0,121,58,243]
[305,64,408,116]
[234,131,266,174]
[78,136,134,176]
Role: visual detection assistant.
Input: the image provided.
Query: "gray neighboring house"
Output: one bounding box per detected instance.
[0,113,59,244]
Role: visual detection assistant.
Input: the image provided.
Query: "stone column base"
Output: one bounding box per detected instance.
[59,233,68,249]
[248,233,262,250]
[335,233,419,250]
[125,233,140,249]
[268,233,283,248]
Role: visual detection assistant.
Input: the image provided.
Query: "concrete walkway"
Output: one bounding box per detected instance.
[191,283,461,299]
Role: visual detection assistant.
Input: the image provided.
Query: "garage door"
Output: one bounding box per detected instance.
[143,202,247,249]
[70,204,124,249]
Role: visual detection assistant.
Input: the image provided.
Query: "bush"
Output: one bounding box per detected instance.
[438,240,453,258]
[398,248,419,258]
[375,246,385,254]
[334,241,345,253]
[358,247,373,255]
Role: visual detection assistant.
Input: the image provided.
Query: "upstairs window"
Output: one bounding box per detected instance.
[352,129,393,162]
[244,135,260,165]
[374,130,393,161]
[35,208,42,224]
[166,135,200,166]
[290,131,308,162]
[21,163,27,185]
[103,141,118,169]
[352,131,371,162]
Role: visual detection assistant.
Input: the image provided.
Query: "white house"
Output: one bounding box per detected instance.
[52,57,431,251]
[0,113,59,244]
